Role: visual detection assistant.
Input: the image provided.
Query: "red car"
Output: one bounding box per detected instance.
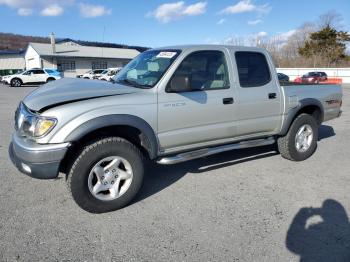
[301,72,328,84]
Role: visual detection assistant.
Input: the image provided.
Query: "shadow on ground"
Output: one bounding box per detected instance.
[318,125,335,141]
[286,199,350,262]
[134,124,336,204]
[134,144,278,203]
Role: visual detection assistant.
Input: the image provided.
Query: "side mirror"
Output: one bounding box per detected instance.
[168,75,190,93]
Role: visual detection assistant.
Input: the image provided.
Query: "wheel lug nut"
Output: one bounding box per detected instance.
[115,175,118,178]
[105,170,108,174]
[101,176,105,180]
[111,180,114,184]
[103,182,108,185]
[112,169,116,173]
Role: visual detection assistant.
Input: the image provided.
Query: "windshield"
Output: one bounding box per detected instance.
[114,49,181,88]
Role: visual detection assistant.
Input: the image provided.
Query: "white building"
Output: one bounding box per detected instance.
[25,39,140,77]
[0,50,25,76]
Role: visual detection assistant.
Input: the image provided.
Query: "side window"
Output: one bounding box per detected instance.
[168,50,230,92]
[33,69,45,74]
[23,70,32,75]
[235,52,271,88]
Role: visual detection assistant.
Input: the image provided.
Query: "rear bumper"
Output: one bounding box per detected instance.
[9,134,70,179]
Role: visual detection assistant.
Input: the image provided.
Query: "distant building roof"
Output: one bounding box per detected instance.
[0,50,25,55]
[29,42,140,59]
[56,38,149,52]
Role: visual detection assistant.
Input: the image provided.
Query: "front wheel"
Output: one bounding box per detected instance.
[277,113,318,161]
[10,78,22,87]
[67,137,145,213]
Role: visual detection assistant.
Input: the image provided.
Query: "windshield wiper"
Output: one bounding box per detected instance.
[116,78,152,89]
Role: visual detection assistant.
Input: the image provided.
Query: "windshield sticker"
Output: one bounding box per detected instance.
[156,52,177,59]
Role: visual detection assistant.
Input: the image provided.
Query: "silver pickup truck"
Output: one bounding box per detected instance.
[9,45,342,213]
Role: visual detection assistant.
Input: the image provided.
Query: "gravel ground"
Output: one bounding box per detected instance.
[0,83,349,262]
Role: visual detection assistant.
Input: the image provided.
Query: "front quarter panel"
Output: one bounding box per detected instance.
[36,91,158,145]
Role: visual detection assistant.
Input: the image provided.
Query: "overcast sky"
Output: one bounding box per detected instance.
[0,0,349,47]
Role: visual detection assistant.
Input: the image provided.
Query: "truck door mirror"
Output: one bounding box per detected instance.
[168,75,190,93]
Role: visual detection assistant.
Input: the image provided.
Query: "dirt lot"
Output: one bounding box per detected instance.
[0,83,349,261]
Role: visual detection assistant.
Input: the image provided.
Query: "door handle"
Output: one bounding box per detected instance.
[223,97,234,104]
[268,93,277,99]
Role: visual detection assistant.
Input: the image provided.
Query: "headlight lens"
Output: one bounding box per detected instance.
[34,118,57,137]
[16,103,57,138]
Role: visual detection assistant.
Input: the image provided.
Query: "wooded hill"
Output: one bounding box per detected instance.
[0,32,148,52]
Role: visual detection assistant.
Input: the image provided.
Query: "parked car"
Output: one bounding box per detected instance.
[301,72,328,83]
[80,69,105,80]
[2,68,62,87]
[99,68,122,81]
[277,72,289,82]
[9,45,342,213]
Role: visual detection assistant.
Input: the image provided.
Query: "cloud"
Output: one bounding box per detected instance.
[275,29,297,41]
[40,4,63,16]
[257,31,267,37]
[17,8,33,16]
[217,18,226,25]
[248,19,262,25]
[79,3,111,18]
[148,1,207,23]
[220,0,270,15]
[0,1,111,18]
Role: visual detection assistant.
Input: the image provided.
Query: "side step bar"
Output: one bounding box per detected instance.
[157,137,275,165]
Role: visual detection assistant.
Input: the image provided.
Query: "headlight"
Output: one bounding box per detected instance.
[16,103,57,138]
[34,118,57,137]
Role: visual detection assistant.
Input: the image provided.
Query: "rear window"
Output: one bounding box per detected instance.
[235,52,271,87]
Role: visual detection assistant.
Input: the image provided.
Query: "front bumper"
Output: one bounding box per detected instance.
[9,134,70,179]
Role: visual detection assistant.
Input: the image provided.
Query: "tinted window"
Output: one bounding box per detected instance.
[235,52,271,87]
[92,61,107,70]
[169,50,230,92]
[33,69,45,74]
[23,70,33,75]
[57,60,76,71]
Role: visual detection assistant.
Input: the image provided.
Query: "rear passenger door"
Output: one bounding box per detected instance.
[31,69,47,83]
[233,51,283,136]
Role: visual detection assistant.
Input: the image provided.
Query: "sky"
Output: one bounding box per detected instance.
[0,0,349,48]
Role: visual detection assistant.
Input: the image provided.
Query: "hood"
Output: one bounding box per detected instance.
[23,78,138,112]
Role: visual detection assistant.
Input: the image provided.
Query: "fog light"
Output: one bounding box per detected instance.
[21,163,31,174]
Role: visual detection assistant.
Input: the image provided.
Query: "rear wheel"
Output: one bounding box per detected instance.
[67,137,144,213]
[277,113,318,161]
[10,78,22,87]
[46,77,55,83]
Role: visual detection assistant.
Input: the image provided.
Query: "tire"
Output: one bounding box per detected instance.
[10,78,22,87]
[83,77,89,79]
[67,137,145,213]
[46,78,55,83]
[277,113,318,161]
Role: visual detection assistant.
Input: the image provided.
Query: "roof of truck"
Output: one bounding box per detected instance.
[151,44,267,52]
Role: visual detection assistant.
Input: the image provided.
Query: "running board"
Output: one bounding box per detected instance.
[157,137,275,165]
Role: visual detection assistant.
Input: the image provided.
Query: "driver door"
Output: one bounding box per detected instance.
[20,70,33,84]
[157,50,238,151]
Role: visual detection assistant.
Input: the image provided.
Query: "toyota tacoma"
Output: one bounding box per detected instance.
[9,45,342,213]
